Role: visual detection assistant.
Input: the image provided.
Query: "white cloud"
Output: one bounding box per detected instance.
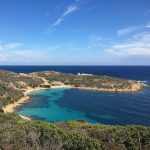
[145,22,150,28]
[0,42,22,51]
[45,12,51,16]
[0,41,67,65]
[2,49,51,65]
[52,18,64,27]
[117,22,150,36]
[108,33,150,56]
[52,5,77,27]
[4,42,22,49]
[62,5,77,17]
[87,35,110,50]
[0,56,6,62]
[145,25,150,28]
[46,1,79,33]
[117,25,143,36]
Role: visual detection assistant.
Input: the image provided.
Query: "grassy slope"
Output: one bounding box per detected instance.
[0,113,150,150]
[0,113,102,150]
[0,70,43,110]
[32,71,140,91]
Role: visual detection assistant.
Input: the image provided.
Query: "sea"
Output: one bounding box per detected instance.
[0,66,150,126]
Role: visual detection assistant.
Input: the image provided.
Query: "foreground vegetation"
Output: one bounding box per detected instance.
[0,113,150,150]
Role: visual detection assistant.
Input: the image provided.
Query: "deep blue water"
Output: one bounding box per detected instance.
[1,66,150,125]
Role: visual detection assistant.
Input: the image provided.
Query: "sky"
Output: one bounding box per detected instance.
[0,0,150,65]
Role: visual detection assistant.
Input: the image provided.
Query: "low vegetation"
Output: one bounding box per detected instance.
[0,114,150,150]
[0,113,102,150]
[31,71,145,92]
[56,120,150,150]
[0,70,43,109]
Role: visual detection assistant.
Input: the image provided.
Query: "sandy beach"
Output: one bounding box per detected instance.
[51,85,73,89]
[2,87,45,114]
[76,83,145,92]
[19,115,32,121]
[2,95,30,114]
[2,84,72,115]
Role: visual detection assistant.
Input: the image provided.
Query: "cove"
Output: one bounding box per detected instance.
[16,88,150,125]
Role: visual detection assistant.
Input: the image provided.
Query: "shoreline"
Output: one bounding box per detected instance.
[2,82,146,118]
[2,95,30,114]
[2,86,49,114]
[19,115,32,121]
[2,85,73,115]
[76,84,146,92]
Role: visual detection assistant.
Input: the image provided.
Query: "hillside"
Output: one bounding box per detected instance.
[31,71,146,92]
[0,113,150,150]
[0,70,44,111]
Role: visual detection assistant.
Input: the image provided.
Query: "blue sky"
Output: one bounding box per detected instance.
[0,0,150,65]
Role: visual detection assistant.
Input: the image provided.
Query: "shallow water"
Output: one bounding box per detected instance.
[17,87,150,125]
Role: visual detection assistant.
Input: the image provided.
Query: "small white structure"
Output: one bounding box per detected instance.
[77,72,93,76]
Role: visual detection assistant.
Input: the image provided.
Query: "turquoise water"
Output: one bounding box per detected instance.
[17,88,96,123]
[16,87,150,125]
